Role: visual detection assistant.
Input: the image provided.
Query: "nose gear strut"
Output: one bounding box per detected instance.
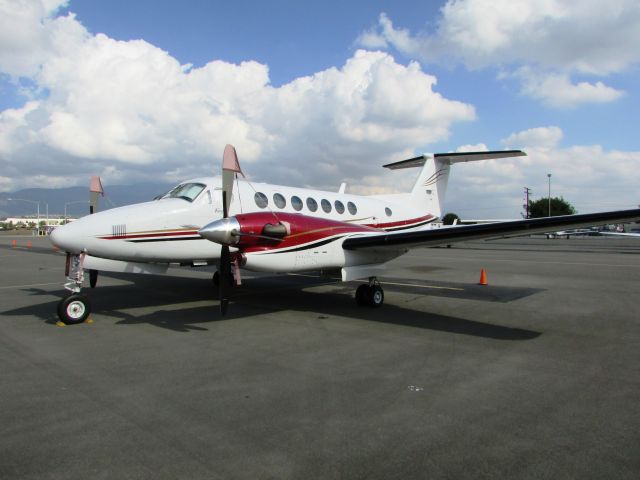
[57,252,92,324]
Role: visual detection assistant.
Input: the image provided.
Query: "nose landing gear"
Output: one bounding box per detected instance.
[57,253,92,325]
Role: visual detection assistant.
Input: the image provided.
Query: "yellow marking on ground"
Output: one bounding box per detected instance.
[55,321,66,327]
[85,318,93,324]
[0,282,60,290]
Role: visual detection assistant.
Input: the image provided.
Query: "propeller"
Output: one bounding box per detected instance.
[88,176,104,289]
[218,145,244,315]
[218,210,231,315]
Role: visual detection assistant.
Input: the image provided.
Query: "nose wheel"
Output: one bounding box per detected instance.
[57,293,92,324]
[355,278,384,307]
[57,252,92,325]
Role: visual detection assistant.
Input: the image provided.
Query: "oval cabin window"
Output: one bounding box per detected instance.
[254,192,268,209]
[273,193,286,209]
[291,196,303,211]
[306,197,318,212]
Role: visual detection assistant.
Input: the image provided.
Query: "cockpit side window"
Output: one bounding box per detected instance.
[160,183,206,202]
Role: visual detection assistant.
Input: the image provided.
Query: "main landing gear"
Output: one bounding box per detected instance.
[355,277,384,307]
[57,253,92,325]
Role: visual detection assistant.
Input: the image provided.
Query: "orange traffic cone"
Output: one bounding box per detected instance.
[11,239,17,248]
[26,240,32,249]
[479,269,488,286]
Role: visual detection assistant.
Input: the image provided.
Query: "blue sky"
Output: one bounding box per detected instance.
[1,0,639,217]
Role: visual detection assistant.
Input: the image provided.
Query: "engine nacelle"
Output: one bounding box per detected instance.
[199,212,381,253]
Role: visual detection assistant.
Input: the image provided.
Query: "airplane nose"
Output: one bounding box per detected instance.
[50,225,63,248]
[50,222,82,253]
[199,217,240,245]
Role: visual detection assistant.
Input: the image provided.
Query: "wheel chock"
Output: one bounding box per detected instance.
[55,321,66,327]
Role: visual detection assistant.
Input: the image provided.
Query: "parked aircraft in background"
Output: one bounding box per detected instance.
[50,145,640,324]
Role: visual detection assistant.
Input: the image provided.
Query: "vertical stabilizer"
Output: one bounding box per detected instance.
[383,150,527,219]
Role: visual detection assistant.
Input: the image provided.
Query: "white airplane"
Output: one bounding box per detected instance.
[50,145,640,324]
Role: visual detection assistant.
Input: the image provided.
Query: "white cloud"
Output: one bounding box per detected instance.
[444,126,640,217]
[359,1,640,107]
[513,69,625,108]
[0,5,475,192]
[502,126,563,150]
[0,0,84,78]
[456,144,488,153]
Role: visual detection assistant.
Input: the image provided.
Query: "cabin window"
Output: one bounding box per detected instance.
[291,196,303,211]
[347,202,357,215]
[161,183,206,202]
[335,200,345,214]
[321,199,331,213]
[273,193,286,209]
[385,207,392,217]
[254,192,268,209]
[306,197,318,212]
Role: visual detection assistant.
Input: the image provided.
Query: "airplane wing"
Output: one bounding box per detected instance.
[342,209,640,251]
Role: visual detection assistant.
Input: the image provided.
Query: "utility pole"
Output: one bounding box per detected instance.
[547,173,552,217]
[523,187,532,219]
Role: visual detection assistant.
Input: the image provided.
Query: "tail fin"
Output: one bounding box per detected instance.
[383,150,526,219]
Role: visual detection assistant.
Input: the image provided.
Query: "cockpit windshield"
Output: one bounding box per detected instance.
[158,182,206,202]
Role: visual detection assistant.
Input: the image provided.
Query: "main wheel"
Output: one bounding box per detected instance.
[369,285,384,307]
[89,269,98,288]
[355,284,371,306]
[212,271,220,287]
[57,294,91,325]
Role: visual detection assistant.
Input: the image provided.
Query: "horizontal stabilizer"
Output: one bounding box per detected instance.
[383,150,526,170]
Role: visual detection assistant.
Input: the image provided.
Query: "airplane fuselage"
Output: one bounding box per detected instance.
[51,176,435,267]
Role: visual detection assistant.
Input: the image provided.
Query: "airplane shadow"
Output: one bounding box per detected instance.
[4,272,541,340]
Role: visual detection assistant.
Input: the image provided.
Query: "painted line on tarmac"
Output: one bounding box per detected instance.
[381,281,464,291]
[0,282,60,290]
[289,273,463,291]
[433,256,640,268]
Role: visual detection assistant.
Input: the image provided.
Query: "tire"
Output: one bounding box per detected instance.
[57,294,91,325]
[89,269,98,288]
[212,271,220,287]
[370,285,384,307]
[355,284,371,306]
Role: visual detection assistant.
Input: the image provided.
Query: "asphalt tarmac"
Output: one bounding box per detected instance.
[1,235,639,479]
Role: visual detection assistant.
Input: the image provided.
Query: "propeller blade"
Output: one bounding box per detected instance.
[217,144,245,315]
[222,144,243,217]
[219,244,230,315]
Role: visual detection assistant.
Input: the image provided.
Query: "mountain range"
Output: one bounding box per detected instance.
[0,182,175,218]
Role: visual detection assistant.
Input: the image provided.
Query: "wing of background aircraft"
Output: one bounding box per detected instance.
[597,230,640,238]
[342,209,640,250]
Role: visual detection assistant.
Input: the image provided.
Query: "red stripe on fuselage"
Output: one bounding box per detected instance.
[366,214,435,230]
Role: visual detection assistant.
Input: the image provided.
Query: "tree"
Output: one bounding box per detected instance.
[528,197,576,218]
[442,212,460,225]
